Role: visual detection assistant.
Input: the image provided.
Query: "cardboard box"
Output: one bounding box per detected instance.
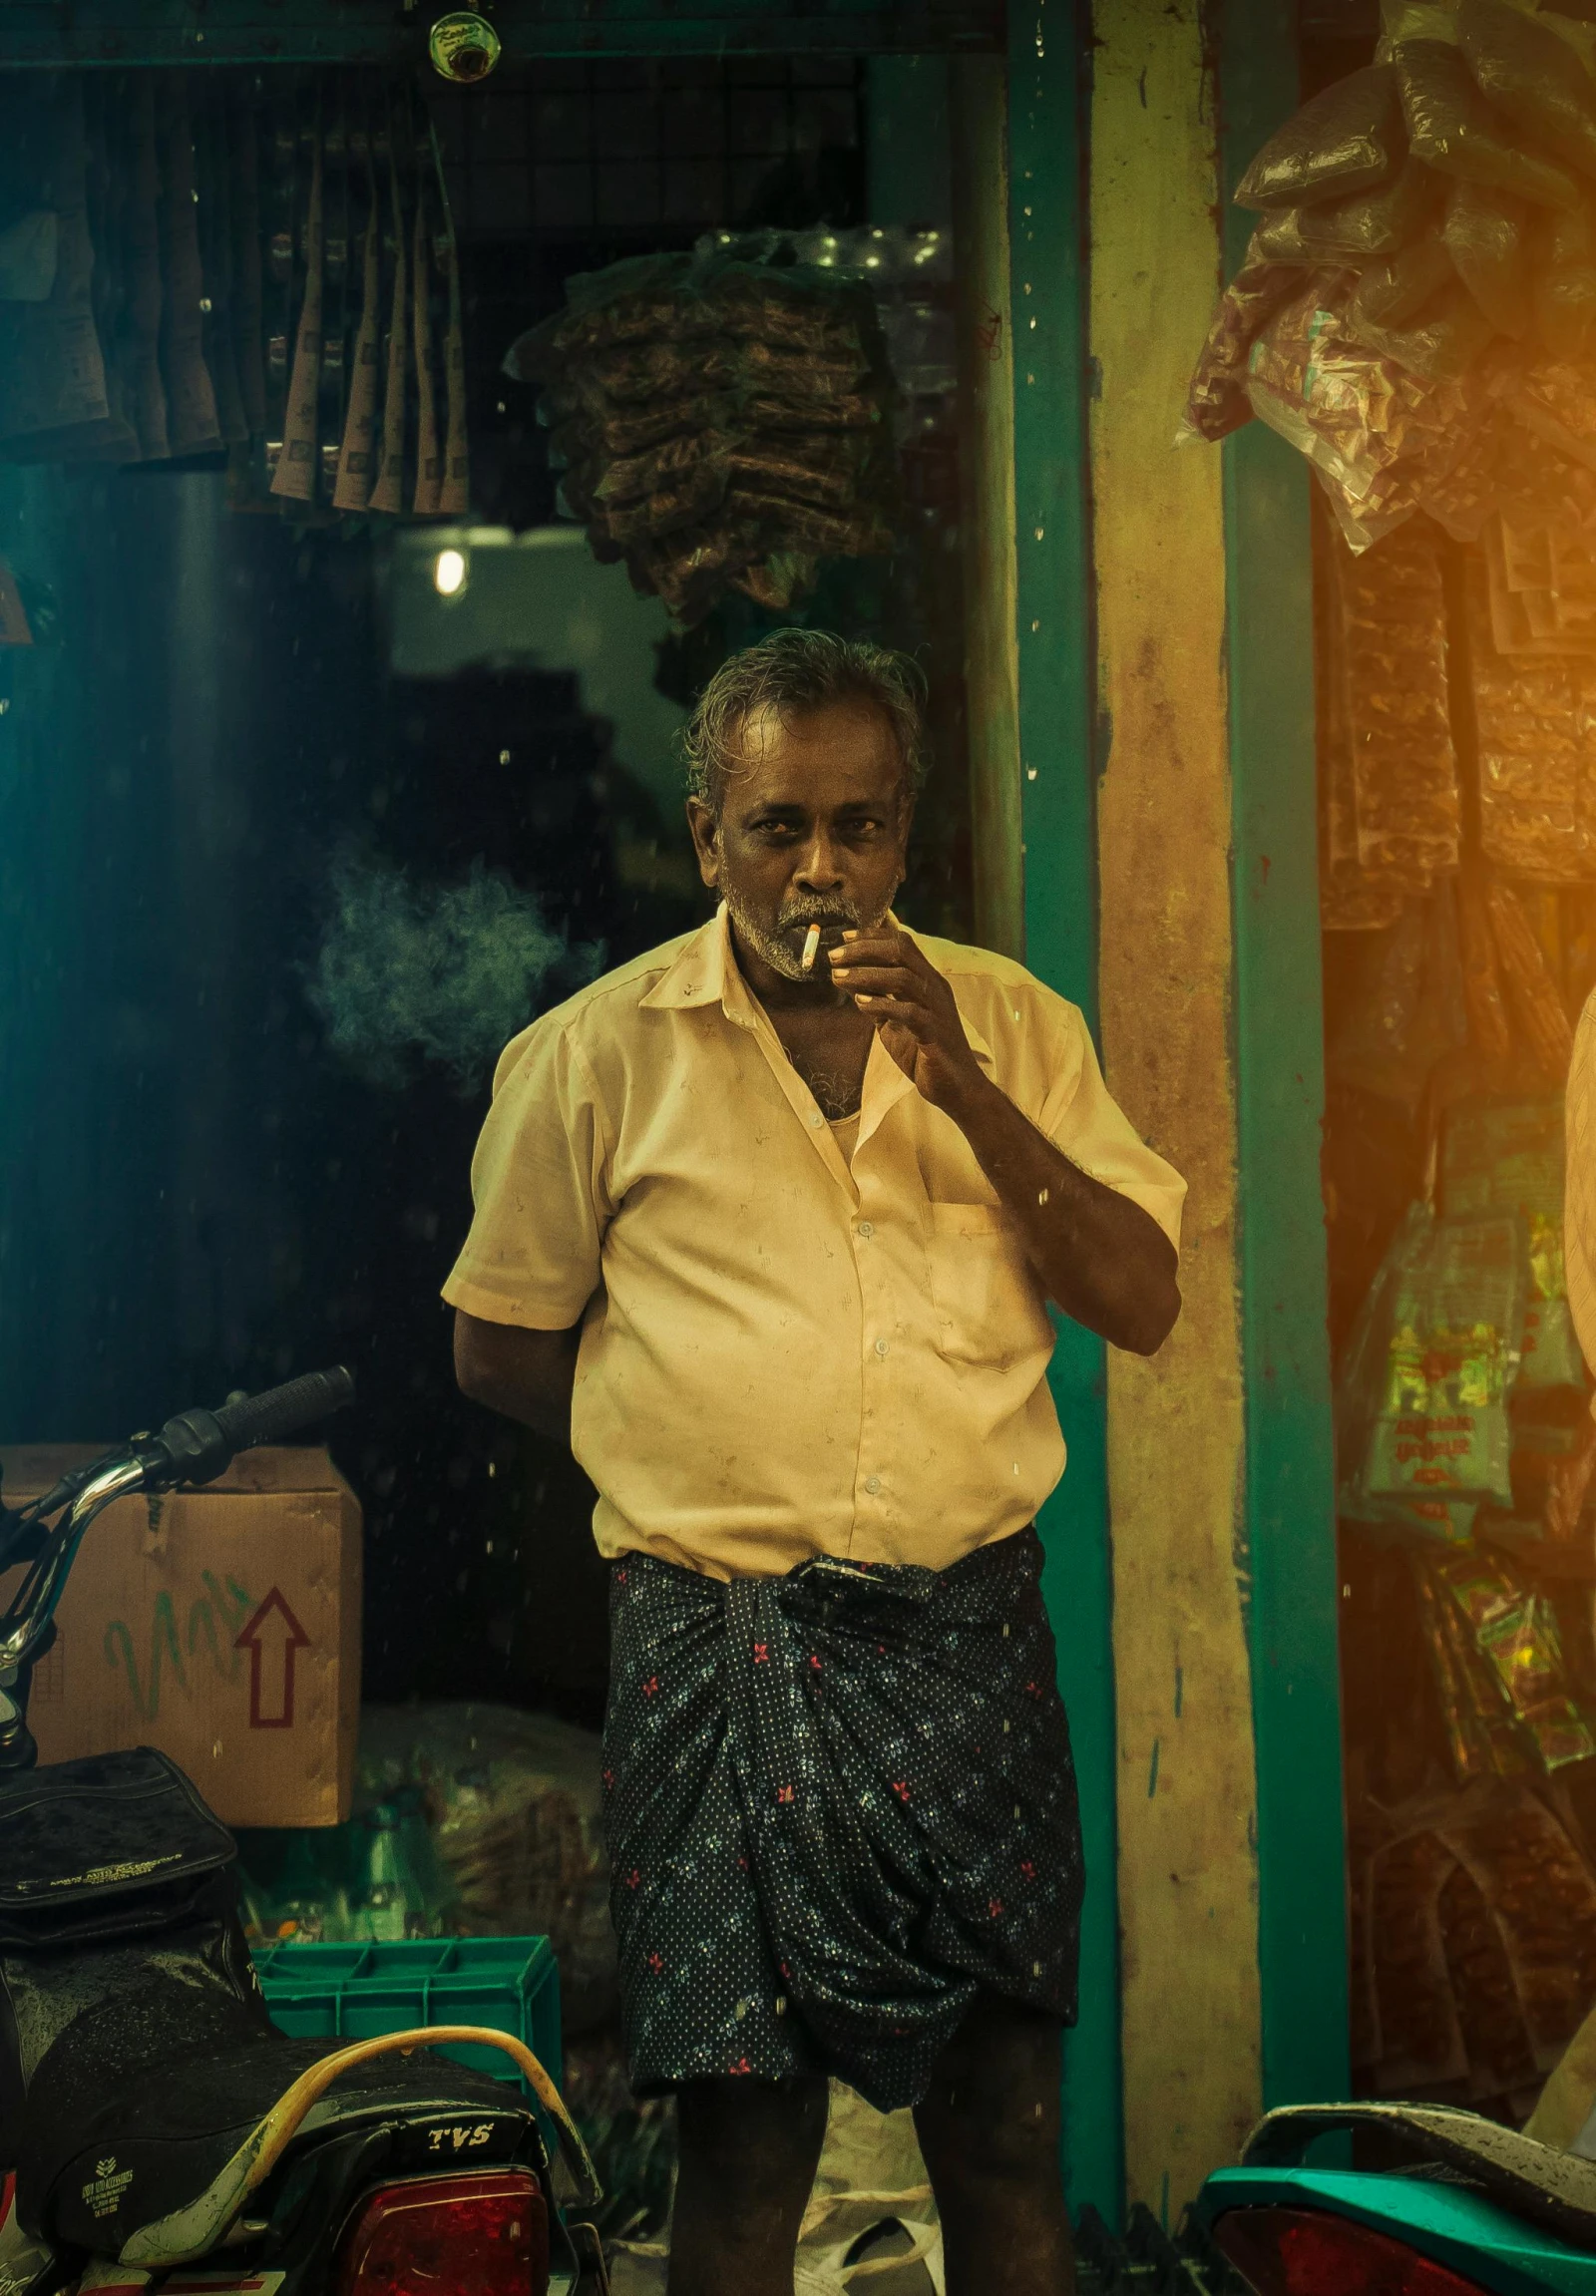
[0,1445,361,1827]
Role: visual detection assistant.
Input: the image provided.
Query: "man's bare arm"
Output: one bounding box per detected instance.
[830,927,1180,1356]
[454,1309,584,1441]
[950,1079,1180,1355]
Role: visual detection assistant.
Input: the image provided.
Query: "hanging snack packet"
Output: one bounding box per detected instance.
[1415,1556,1534,1778]
[1458,0,1596,185]
[1532,196,1596,359]
[1433,1549,1596,1769]
[1363,1211,1526,1507]
[1443,1098,1587,1389]
[1442,178,1532,336]
[1235,64,1407,211]
[1394,39,1581,208]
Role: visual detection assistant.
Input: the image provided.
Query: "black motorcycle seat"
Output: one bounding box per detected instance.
[21,1976,537,2257]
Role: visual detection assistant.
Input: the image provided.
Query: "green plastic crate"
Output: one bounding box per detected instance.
[251,1936,562,2102]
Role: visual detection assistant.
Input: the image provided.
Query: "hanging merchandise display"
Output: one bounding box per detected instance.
[1183,0,1596,571]
[505,235,900,625]
[0,71,467,525]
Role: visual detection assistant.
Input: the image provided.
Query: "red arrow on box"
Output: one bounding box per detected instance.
[234,1590,310,1729]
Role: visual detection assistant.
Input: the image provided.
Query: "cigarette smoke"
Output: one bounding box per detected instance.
[306,849,601,1090]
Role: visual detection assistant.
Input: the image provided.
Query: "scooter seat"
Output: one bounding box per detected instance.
[19,1971,538,2258]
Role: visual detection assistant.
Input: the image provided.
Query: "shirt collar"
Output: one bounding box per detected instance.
[639,904,997,1067]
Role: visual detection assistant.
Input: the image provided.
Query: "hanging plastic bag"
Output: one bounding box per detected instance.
[1235,64,1406,211]
[1339,1209,1481,1541]
[1359,1209,1527,1508]
[1351,236,1457,331]
[1180,250,1303,441]
[1348,276,1496,380]
[1442,1098,1587,1389]
[1395,38,1581,207]
[1255,158,1444,263]
[1441,178,1532,335]
[1457,0,1596,183]
[794,2086,946,2296]
[1532,194,1596,357]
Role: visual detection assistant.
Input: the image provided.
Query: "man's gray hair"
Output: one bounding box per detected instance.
[681,627,929,815]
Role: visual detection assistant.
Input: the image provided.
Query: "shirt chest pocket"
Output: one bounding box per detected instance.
[924,1202,1052,1367]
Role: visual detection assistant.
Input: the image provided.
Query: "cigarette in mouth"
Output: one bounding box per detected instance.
[801,924,822,973]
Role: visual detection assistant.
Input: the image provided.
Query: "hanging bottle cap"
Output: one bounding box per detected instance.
[429,11,502,82]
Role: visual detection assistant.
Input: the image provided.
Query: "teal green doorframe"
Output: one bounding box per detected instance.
[1008,2,1126,2223]
[1218,0,1350,2108]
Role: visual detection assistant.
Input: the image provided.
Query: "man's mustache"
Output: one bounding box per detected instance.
[778,902,863,932]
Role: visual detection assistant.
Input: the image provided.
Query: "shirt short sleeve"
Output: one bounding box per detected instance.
[1034,997,1187,1252]
[442,1015,612,1331]
[1567,989,1596,1397]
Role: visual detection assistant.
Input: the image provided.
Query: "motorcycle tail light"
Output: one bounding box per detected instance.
[1213,2206,1491,2296]
[335,2171,549,2296]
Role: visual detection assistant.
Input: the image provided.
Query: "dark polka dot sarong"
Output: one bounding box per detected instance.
[600,1526,1084,2113]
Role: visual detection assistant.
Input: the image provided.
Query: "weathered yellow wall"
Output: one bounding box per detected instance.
[1089,0,1263,2212]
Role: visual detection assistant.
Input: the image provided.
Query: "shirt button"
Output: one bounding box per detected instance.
[864,1475,882,1496]
[858,1221,874,1239]
[874,1338,889,1357]
[810,1112,823,1128]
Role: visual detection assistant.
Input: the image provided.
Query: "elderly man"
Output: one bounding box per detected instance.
[448,628,1183,2296]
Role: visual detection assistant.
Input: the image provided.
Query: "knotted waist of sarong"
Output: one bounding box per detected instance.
[601,1526,1084,2111]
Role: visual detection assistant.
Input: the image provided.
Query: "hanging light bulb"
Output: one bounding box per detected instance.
[433,547,468,596]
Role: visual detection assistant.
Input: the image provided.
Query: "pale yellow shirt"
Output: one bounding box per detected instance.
[1568,987,1596,1404]
[444,908,1186,1581]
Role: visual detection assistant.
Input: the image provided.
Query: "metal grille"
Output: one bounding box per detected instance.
[431,56,864,241]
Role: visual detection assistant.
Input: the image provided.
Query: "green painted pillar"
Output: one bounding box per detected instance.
[1006,0,1126,2225]
[1219,0,1350,2109]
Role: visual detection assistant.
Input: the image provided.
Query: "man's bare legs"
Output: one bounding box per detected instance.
[666,1995,1072,2296]
[914,1993,1075,2296]
[668,2074,828,2296]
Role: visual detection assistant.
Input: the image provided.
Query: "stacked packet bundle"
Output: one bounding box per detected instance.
[506,243,898,625]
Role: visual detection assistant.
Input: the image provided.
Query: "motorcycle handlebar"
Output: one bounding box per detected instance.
[211,1365,355,1455]
[148,1367,356,1493]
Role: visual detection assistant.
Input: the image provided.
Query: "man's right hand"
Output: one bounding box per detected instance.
[453,1310,583,1442]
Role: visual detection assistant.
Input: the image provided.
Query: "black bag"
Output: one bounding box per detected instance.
[0,1749,266,2165]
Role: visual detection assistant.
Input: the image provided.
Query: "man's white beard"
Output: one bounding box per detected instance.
[723,885,885,982]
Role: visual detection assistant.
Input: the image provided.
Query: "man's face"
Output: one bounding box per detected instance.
[686,698,912,985]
